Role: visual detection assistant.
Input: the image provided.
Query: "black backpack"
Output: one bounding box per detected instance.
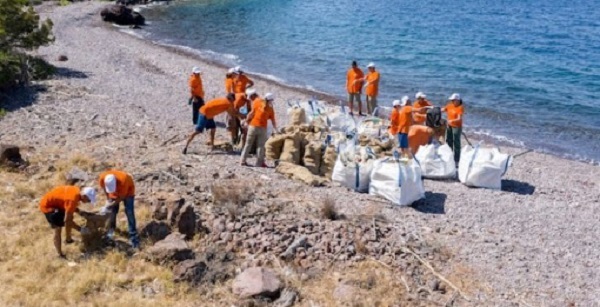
[426,107,442,128]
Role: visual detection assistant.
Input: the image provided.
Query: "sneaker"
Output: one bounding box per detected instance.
[182,147,187,155]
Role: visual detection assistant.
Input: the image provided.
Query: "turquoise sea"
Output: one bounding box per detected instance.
[139,0,600,163]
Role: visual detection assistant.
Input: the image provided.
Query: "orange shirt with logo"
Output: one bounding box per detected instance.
[39,186,81,214]
[200,97,233,119]
[365,71,380,96]
[445,103,464,128]
[412,99,432,125]
[408,125,432,154]
[346,67,364,94]
[233,75,252,94]
[99,170,135,199]
[189,74,204,98]
[249,98,275,128]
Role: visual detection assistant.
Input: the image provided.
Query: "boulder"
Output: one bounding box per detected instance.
[140,220,170,243]
[232,267,282,299]
[78,210,111,253]
[0,144,24,167]
[100,5,145,26]
[175,204,196,239]
[151,194,183,221]
[173,259,207,285]
[66,167,88,184]
[166,197,185,225]
[146,232,193,264]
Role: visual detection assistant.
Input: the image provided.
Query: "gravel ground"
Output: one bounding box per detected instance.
[1,2,599,305]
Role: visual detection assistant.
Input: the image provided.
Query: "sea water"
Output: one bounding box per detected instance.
[140,0,600,163]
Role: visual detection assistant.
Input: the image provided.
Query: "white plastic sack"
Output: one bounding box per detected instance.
[286,100,327,125]
[369,158,425,206]
[326,111,357,134]
[357,117,386,138]
[458,145,512,190]
[332,157,374,193]
[415,144,456,179]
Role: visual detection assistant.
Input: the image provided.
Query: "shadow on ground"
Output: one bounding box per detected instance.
[502,179,536,195]
[411,192,447,214]
[55,67,90,79]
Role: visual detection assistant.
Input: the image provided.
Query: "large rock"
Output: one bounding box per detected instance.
[140,220,171,243]
[151,194,183,221]
[66,167,88,184]
[78,210,111,253]
[175,204,196,240]
[232,267,283,299]
[0,144,24,167]
[146,232,193,264]
[100,5,145,26]
[173,259,207,285]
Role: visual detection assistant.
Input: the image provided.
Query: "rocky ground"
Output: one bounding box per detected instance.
[0,2,599,306]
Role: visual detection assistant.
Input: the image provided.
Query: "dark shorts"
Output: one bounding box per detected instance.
[398,133,409,149]
[195,114,217,133]
[44,210,65,228]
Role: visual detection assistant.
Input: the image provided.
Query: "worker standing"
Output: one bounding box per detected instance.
[188,67,205,125]
[241,92,278,167]
[346,61,364,116]
[364,62,380,115]
[390,96,416,159]
[225,67,235,94]
[99,170,139,249]
[442,93,465,164]
[232,66,254,94]
[412,92,432,125]
[39,186,96,257]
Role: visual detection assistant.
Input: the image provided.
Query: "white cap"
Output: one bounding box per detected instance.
[245,88,256,96]
[415,92,426,99]
[367,62,375,68]
[264,93,275,101]
[392,100,401,107]
[81,187,96,205]
[449,93,461,100]
[227,67,235,74]
[234,66,242,73]
[104,174,117,194]
[133,8,141,13]
[401,95,410,106]
[192,67,201,74]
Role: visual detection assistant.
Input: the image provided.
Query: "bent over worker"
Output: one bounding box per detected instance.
[99,170,140,248]
[241,92,278,167]
[39,186,96,257]
[188,67,205,125]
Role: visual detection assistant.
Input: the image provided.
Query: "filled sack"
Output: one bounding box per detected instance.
[303,141,323,175]
[287,107,307,126]
[357,117,387,139]
[331,142,376,193]
[415,144,456,179]
[279,133,303,165]
[319,144,337,178]
[458,145,512,190]
[369,158,425,206]
[326,111,356,134]
[265,134,287,160]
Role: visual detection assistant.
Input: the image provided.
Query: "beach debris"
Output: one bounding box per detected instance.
[100,5,145,26]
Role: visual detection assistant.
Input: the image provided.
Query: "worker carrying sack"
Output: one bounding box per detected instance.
[458,144,512,190]
[369,154,425,206]
[426,107,442,128]
[414,144,456,179]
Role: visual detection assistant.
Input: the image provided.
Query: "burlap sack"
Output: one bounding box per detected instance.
[289,108,306,126]
[276,162,326,187]
[279,133,302,165]
[303,141,323,175]
[319,144,337,178]
[358,134,370,146]
[265,134,287,160]
[283,126,299,134]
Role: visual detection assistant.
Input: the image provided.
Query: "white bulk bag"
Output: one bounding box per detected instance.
[458,145,512,190]
[414,144,456,179]
[331,141,375,193]
[369,158,425,206]
[357,117,386,138]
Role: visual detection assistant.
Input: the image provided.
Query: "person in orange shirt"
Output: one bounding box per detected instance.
[364,62,380,115]
[183,93,243,154]
[232,66,254,94]
[39,185,96,257]
[241,92,278,167]
[99,170,139,248]
[412,92,432,125]
[225,67,235,94]
[442,93,465,163]
[346,61,365,116]
[408,125,435,155]
[392,96,417,158]
[188,67,205,125]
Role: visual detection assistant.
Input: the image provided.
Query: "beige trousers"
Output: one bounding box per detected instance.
[241,126,268,166]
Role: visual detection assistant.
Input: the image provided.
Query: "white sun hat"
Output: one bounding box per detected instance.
[415,91,426,99]
[367,62,375,68]
[104,174,117,194]
[401,95,410,106]
[234,66,242,73]
[192,67,201,74]
[264,93,275,101]
[81,187,97,205]
[392,99,401,107]
[449,93,461,100]
[228,67,235,74]
[245,88,256,96]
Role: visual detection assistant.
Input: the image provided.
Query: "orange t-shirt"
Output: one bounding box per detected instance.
[412,99,432,125]
[200,97,232,119]
[397,106,413,134]
[346,67,364,94]
[249,98,275,128]
[234,93,249,110]
[225,77,234,94]
[233,75,252,94]
[39,186,81,214]
[408,125,432,154]
[365,71,380,96]
[188,74,204,98]
[99,170,135,199]
[389,108,400,135]
[445,103,464,128]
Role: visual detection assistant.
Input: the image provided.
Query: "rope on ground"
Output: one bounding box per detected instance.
[512,149,533,159]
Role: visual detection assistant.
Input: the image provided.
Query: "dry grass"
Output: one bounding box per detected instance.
[320,196,339,220]
[211,181,254,206]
